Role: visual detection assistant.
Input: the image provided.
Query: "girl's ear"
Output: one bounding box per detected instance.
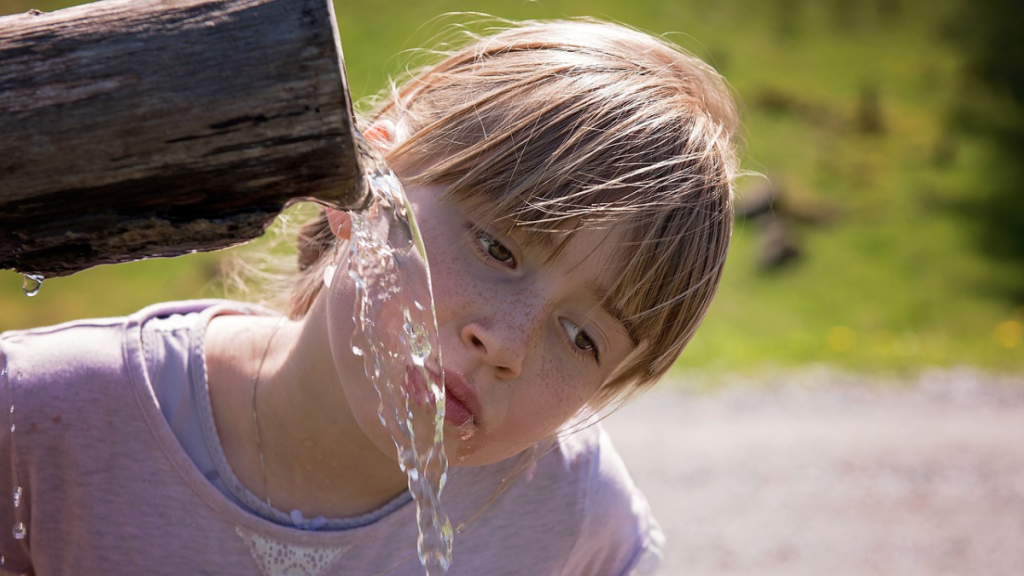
[363,120,394,149]
[326,121,392,240]
[326,208,352,240]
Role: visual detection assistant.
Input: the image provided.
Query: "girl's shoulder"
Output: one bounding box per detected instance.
[529,423,640,505]
[1,309,133,391]
[445,425,661,575]
[544,425,663,575]
[1,299,273,361]
[0,300,262,416]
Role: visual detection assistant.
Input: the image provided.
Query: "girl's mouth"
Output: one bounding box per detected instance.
[439,369,480,434]
[444,388,474,429]
[404,366,479,436]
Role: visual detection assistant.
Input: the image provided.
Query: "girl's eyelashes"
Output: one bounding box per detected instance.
[473,228,517,268]
[560,318,601,365]
[466,223,603,365]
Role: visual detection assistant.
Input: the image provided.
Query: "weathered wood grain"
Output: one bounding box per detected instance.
[0,0,372,277]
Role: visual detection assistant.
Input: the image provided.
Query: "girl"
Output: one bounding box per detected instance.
[0,18,738,576]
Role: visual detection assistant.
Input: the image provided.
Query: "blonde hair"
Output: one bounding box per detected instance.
[292,18,739,404]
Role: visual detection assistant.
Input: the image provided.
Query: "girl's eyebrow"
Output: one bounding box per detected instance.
[514,224,638,346]
[585,282,638,347]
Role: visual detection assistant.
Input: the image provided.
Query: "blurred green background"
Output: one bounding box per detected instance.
[1,0,1021,375]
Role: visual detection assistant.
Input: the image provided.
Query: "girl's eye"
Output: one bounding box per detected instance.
[560,318,601,365]
[475,230,516,267]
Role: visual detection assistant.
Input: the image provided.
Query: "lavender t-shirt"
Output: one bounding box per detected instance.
[1,300,663,575]
[141,304,412,530]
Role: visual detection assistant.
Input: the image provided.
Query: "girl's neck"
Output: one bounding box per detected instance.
[205,302,409,520]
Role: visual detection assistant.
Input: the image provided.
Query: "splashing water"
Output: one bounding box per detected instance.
[21,274,43,297]
[325,167,453,573]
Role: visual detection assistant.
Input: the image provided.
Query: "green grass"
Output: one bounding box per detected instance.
[1,0,1021,374]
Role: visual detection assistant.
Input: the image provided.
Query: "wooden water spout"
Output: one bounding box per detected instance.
[0,0,374,277]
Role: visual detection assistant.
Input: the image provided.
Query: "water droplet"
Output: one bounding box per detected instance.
[21,274,44,297]
[404,316,431,366]
[13,486,21,508]
[9,424,14,433]
[12,522,26,540]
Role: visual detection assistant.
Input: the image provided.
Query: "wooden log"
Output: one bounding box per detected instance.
[0,0,375,278]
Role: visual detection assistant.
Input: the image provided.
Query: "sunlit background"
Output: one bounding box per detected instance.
[2,0,1022,376]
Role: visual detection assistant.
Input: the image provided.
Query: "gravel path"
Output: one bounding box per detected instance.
[602,367,1024,576]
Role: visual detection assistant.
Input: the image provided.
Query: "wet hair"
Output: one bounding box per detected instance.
[292,18,739,405]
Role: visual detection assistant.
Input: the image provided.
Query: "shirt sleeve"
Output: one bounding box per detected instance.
[560,427,664,576]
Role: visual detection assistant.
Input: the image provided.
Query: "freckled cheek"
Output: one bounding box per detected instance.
[517,355,595,436]
[430,257,483,320]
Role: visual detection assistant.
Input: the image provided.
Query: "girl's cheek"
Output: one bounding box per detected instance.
[522,356,593,430]
[432,257,476,311]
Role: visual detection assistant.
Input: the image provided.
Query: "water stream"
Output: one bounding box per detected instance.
[324,167,453,574]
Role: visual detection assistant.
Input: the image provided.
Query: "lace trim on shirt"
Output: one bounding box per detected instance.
[236,526,346,576]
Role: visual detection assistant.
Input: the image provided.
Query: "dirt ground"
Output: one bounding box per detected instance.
[602,367,1024,576]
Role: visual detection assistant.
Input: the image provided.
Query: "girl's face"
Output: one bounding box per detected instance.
[327,184,637,467]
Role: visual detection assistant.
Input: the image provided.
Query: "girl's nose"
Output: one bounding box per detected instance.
[460,319,530,379]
